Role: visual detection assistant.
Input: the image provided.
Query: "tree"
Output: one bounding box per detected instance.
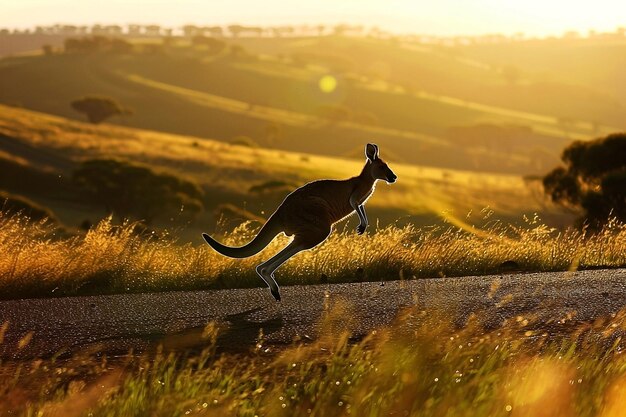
[228,25,244,38]
[73,159,204,224]
[543,133,626,229]
[204,26,223,37]
[64,36,133,54]
[70,96,132,124]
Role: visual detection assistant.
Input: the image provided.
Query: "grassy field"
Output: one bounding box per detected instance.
[3,298,626,416]
[1,210,624,299]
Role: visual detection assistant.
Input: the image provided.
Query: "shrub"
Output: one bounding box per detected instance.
[70,96,132,124]
[73,159,204,224]
[248,180,297,194]
[230,135,258,148]
[317,104,352,123]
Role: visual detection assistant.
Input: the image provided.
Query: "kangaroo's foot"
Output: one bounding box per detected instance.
[256,265,281,302]
[270,286,281,301]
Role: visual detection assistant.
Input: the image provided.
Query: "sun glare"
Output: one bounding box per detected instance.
[319,75,337,93]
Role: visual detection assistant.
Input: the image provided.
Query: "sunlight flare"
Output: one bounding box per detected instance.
[318,75,337,94]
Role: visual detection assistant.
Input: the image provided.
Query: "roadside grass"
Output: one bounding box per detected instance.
[3,299,626,416]
[0,211,624,299]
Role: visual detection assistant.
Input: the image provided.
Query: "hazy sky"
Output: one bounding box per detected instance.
[2,0,625,37]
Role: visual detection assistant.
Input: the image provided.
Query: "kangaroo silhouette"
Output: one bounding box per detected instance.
[202,143,397,301]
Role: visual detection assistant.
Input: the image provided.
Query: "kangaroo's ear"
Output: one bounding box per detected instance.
[365,143,379,161]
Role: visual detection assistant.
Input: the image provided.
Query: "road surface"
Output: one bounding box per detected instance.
[0,268,625,359]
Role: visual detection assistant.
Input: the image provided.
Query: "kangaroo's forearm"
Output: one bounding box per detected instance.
[349,194,367,226]
[357,204,368,226]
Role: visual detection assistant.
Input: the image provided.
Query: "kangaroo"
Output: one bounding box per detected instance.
[202,143,397,301]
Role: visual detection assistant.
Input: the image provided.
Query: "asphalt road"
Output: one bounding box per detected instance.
[1,268,625,359]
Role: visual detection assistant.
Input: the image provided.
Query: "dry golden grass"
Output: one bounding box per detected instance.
[0,210,624,299]
[3,299,626,416]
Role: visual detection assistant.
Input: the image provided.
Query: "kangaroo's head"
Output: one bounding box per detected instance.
[365,143,397,184]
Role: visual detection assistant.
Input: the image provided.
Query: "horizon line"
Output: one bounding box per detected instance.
[2,21,625,40]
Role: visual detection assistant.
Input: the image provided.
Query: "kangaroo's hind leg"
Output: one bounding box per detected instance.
[256,226,330,301]
[256,239,308,301]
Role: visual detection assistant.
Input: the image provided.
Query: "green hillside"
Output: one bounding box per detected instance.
[0,36,620,176]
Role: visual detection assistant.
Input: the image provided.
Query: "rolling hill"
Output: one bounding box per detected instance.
[0,104,572,241]
[0,35,621,177]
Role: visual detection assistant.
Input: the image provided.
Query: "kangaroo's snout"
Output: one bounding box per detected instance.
[386,168,397,184]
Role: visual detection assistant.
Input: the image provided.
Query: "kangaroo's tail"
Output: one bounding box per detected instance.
[202,216,282,259]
